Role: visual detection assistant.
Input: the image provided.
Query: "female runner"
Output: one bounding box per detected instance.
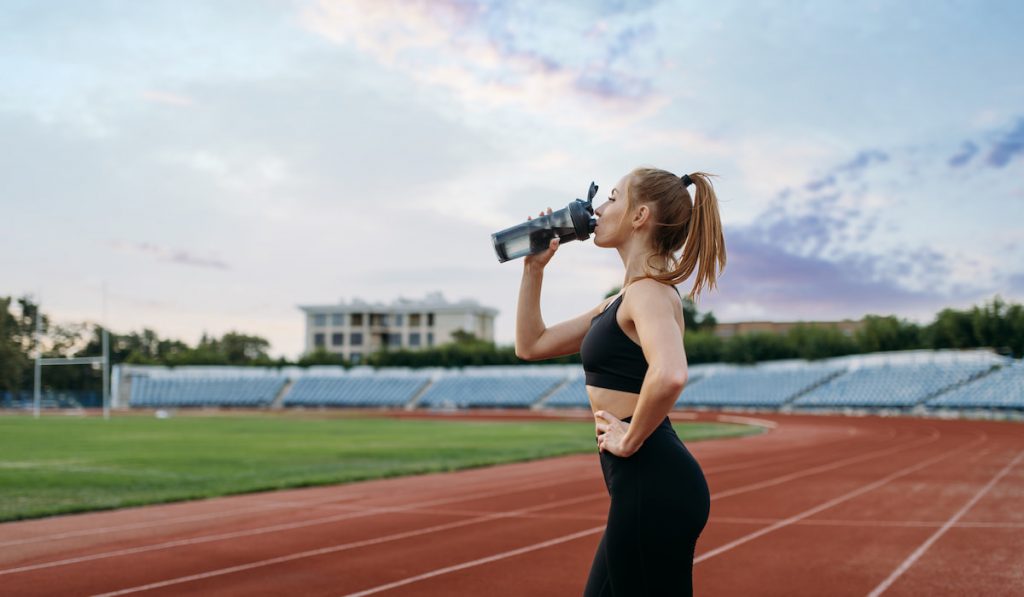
[514,167,726,596]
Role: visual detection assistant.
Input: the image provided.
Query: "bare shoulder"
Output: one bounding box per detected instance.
[625,278,679,307]
[622,279,684,326]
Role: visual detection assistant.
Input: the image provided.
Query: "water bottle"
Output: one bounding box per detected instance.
[491,182,599,263]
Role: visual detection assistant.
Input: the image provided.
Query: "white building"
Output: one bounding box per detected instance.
[298,291,499,364]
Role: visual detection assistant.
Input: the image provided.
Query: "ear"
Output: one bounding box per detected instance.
[632,204,650,229]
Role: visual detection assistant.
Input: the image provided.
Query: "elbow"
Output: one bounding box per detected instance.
[515,344,533,361]
[653,368,687,391]
[668,373,688,392]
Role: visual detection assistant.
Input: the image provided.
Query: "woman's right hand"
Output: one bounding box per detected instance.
[523,207,559,270]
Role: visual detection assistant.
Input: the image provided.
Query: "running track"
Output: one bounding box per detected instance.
[1,411,1022,596]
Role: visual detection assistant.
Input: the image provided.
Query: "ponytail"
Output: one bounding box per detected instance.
[624,169,727,303]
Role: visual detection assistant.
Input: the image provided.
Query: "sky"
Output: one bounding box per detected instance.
[1,0,1023,359]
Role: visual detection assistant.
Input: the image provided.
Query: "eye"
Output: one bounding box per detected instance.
[607,197,615,202]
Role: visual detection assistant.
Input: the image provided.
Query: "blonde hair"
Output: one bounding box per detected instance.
[622,167,727,302]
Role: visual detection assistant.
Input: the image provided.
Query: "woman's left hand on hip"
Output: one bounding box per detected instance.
[595,411,636,458]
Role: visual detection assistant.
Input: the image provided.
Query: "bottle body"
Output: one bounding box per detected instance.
[491,182,599,263]
[492,210,579,263]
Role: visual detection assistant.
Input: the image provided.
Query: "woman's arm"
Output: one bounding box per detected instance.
[515,261,608,360]
[619,279,688,454]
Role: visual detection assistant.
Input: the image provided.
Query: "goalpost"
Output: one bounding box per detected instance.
[32,288,111,420]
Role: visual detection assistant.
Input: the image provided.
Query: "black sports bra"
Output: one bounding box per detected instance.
[580,284,683,394]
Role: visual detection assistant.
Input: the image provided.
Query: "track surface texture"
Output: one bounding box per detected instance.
[2,410,1022,596]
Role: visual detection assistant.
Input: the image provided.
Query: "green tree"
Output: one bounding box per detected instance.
[854,315,923,353]
[787,324,860,360]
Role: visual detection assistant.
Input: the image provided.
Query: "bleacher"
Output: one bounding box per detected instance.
[679,366,840,407]
[542,376,589,408]
[109,350,1023,416]
[416,374,565,409]
[284,376,430,407]
[543,372,710,409]
[130,376,286,407]
[926,361,1024,409]
[791,361,994,408]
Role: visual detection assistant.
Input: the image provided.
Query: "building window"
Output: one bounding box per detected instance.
[314,333,325,347]
[350,332,363,346]
[409,313,421,326]
[427,332,433,347]
[313,314,326,327]
[427,313,434,326]
[350,352,362,364]
[351,313,363,326]
[395,313,404,326]
[409,333,421,347]
[331,333,344,346]
[331,314,344,326]
[381,314,390,326]
[387,333,402,347]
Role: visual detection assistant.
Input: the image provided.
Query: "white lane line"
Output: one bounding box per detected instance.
[82,427,935,594]
[712,428,940,500]
[90,492,606,597]
[866,448,1024,597]
[0,470,597,577]
[2,421,885,569]
[338,526,605,597]
[712,516,1024,529]
[0,494,367,549]
[0,458,587,548]
[716,414,778,429]
[694,431,988,564]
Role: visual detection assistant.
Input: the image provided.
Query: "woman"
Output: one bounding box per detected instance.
[514,167,726,596]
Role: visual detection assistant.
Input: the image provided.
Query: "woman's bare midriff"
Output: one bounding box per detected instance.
[587,385,640,422]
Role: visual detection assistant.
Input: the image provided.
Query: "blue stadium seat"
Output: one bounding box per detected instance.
[926,362,1024,409]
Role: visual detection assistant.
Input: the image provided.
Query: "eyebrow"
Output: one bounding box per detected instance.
[611,189,618,195]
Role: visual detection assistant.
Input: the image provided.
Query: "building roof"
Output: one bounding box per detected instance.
[298,291,499,316]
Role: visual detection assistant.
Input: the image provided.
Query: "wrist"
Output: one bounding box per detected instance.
[523,263,544,276]
[621,431,643,456]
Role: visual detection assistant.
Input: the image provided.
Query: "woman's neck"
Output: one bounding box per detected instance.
[617,236,667,288]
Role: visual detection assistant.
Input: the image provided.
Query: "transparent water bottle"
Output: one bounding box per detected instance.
[491,182,599,263]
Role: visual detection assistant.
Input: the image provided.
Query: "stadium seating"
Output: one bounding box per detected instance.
[283,376,431,407]
[111,352,1022,414]
[542,376,589,408]
[792,361,994,408]
[542,373,708,409]
[130,376,286,407]
[416,375,565,408]
[677,367,839,407]
[926,362,1024,409]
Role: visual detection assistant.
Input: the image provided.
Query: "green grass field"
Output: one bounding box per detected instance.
[0,412,761,522]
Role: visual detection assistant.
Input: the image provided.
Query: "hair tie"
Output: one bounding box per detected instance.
[680,173,693,188]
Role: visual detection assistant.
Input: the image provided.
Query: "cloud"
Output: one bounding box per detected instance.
[297,0,669,128]
[141,90,196,108]
[110,241,230,270]
[985,116,1024,168]
[947,140,978,167]
[696,225,978,322]
[832,149,889,177]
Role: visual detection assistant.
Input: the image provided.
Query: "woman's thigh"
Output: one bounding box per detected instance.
[599,431,709,594]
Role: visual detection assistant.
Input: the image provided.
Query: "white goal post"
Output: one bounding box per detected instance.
[32,296,111,420]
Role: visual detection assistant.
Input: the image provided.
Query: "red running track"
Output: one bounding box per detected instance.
[1,411,1022,596]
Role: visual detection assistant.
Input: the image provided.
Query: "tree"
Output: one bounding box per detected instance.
[854,315,923,353]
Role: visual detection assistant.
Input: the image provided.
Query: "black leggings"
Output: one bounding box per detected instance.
[584,415,711,597]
